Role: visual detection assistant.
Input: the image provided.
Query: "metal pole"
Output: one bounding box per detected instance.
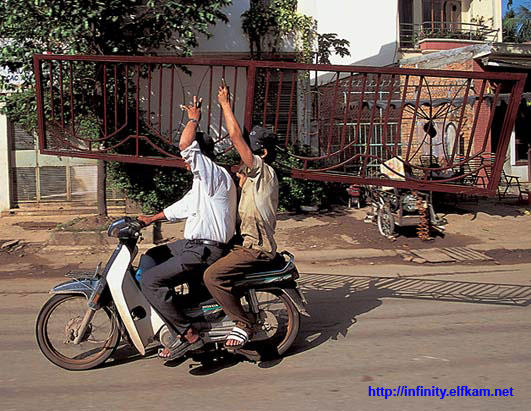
[528,146,531,206]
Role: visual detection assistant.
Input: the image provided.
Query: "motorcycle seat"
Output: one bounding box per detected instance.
[234,251,298,286]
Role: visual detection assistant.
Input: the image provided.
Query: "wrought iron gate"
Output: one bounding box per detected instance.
[33,54,526,196]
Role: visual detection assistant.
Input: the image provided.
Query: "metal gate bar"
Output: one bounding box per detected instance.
[33,54,527,195]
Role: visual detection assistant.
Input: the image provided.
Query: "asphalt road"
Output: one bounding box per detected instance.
[2,263,531,411]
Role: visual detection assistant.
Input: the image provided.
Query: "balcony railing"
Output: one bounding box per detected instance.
[400,22,499,49]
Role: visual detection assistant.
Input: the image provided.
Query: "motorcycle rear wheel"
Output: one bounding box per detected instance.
[238,289,300,361]
[36,294,120,371]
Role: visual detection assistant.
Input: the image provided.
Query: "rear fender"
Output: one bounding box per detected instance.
[283,287,309,317]
[260,287,309,317]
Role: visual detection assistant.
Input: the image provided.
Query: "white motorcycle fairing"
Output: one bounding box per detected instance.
[106,244,165,355]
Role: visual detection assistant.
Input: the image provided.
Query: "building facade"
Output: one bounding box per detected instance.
[1,1,526,212]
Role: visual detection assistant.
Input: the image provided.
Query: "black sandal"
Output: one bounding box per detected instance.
[158,333,204,361]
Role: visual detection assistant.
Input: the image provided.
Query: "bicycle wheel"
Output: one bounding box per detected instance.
[239,289,300,360]
[377,206,395,237]
[36,294,120,371]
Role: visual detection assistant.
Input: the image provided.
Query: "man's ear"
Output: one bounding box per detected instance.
[260,148,268,159]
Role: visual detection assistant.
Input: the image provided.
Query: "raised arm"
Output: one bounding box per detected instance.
[179,96,202,151]
[217,83,254,168]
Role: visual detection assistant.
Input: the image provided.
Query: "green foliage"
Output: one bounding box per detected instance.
[241,1,349,64]
[0,88,37,134]
[503,3,531,43]
[275,146,345,212]
[316,33,350,65]
[0,0,231,130]
[108,161,193,214]
[241,0,280,57]
[213,144,346,212]
[241,0,317,62]
[0,0,230,212]
[106,105,191,213]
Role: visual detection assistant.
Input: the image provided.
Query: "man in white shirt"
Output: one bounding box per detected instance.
[137,96,237,361]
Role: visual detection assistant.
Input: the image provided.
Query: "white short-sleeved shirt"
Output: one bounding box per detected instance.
[163,141,237,244]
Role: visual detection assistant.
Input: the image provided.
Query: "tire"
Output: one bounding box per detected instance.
[377,206,395,237]
[36,294,120,371]
[238,289,300,361]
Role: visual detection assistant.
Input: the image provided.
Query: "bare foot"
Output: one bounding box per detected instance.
[225,323,251,348]
[183,327,200,344]
[159,347,173,358]
[158,327,200,359]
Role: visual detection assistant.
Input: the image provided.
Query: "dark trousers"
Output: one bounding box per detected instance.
[203,246,273,331]
[140,239,224,335]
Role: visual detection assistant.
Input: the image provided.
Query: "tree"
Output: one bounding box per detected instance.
[240,1,350,210]
[503,1,531,42]
[241,0,317,62]
[316,33,350,65]
[0,0,230,215]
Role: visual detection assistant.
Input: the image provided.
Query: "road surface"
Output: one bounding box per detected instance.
[1,261,531,410]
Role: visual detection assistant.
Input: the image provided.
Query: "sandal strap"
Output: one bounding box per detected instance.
[227,326,250,344]
[159,338,204,361]
[167,334,185,349]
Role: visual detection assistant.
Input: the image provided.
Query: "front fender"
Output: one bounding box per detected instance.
[50,278,99,299]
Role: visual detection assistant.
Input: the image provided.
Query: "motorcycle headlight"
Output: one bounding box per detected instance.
[107,218,130,238]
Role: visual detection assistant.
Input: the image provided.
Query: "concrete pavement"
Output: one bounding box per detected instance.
[0,200,530,276]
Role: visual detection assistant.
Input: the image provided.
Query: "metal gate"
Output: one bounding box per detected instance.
[32,55,527,196]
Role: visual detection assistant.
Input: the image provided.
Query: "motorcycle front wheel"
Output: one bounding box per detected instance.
[239,289,300,361]
[36,294,121,371]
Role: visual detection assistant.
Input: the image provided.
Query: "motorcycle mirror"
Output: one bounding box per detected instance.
[93,262,102,278]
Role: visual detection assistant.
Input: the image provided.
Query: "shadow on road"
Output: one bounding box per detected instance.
[100,272,531,370]
[289,272,531,356]
[289,278,386,356]
[102,345,161,369]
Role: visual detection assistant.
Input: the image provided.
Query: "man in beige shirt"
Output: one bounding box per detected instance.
[204,83,279,349]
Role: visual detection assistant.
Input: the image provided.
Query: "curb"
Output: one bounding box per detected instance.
[292,248,398,262]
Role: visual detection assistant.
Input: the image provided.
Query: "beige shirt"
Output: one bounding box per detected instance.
[239,155,279,257]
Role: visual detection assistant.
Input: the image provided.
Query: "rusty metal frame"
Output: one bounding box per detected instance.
[33,54,527,196]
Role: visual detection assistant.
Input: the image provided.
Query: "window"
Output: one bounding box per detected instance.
[422,0,462,28]
[399,0,414,48]
[515,101,531,165]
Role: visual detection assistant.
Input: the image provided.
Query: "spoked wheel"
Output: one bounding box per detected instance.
[238,289,300,361]
[377,206,395,237]
[36,294,120,371]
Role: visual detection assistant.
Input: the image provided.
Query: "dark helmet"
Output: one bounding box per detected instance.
[248,126,277,153]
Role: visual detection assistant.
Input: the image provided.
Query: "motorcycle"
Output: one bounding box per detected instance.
[35,217,307,371]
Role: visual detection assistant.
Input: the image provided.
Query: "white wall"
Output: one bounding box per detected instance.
[193,0,400,65]
[193,1,251,55]
[469,0,503,42]
[0,106,11,211]
[508,130,530,180]
[298,0,399,66]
